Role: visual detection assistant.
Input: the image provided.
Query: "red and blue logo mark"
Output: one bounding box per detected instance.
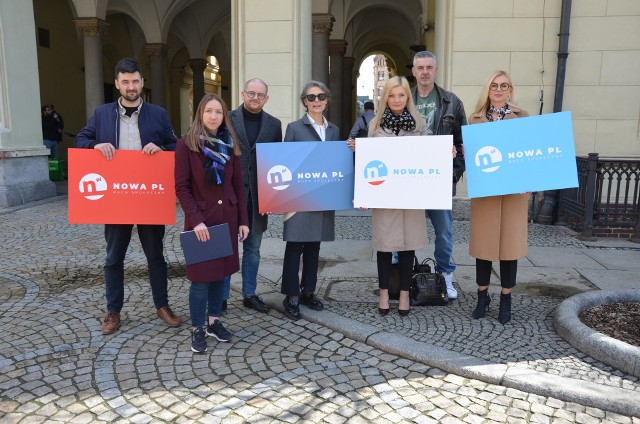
[364,160,388,185]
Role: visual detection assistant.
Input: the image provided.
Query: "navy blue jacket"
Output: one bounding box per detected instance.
[75,100,177,151]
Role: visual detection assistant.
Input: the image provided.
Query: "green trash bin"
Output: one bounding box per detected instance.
[49,158,65,181]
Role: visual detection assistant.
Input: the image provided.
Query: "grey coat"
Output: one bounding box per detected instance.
[282,114,340,242]
[229,106,283,233]
[371,124,429,252]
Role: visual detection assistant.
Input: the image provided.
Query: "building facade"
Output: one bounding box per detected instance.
[0,0,638,208]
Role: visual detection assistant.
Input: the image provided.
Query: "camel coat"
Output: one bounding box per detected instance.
[371,124,429,252]
[468,104,529,261]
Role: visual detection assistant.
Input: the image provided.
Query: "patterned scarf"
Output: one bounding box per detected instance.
[380,108,416,135]
[487,104,513,122]
[199,126,233,185]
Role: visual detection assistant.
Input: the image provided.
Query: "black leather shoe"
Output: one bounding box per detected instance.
[300,293,324,311]
[282,298,300,321]
[243,295,270,313]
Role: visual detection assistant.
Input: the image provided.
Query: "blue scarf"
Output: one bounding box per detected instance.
[199,126,233,185]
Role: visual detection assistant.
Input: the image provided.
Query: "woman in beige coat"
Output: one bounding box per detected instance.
[350,76,428,316]
[468,70,529,324]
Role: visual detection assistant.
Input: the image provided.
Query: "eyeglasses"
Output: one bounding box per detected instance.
[489,83,511,91]
[305,93,328,102]
[245,91,267,100]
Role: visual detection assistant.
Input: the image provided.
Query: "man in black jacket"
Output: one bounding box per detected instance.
[224,78,283,313]
[411,50,467,300]
[42,104,63,158]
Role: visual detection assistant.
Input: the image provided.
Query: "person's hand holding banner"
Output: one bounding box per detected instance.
[67,148,176,225]
[461,111,578,198]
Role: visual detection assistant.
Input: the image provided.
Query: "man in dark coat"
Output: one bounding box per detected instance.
[42,104,63,158]
[76,58,182,335]
[225,78,283,313]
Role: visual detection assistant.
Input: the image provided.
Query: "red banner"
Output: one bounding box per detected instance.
[68,149,176,224]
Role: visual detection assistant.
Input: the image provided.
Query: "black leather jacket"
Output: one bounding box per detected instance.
[411,84,466,187]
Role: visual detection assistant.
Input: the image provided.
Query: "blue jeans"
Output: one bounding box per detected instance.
[223,226,264,299]
[44,139,58,158]
[104,224,168,312]
[426,209,456,274]
[189,281,224,327]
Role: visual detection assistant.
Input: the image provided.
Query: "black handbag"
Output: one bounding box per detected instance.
[410,257,449,306]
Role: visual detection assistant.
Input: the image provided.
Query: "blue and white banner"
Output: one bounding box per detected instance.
[256,141,354,213]
[353,135,453,209]
[462,111,578,198]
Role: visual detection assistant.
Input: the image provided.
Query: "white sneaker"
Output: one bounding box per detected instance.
[443,272,458,299]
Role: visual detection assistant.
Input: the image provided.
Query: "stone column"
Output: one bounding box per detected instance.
[189,59,208,111]
[145,43,168,108]
[328,39,346,131]
[232,0,311,124]
[342,56,355,139]
[312,14,334,85]
[0,0,55,207]
[74,18,109,119]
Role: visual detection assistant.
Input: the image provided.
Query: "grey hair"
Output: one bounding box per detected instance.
[299,80,331,107]
[413,51,437,66]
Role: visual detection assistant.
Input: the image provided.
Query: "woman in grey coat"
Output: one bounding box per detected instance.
[281,81,339,320]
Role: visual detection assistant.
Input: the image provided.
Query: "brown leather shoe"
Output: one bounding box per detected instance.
[156,306,182,327]
[101,311,121,335]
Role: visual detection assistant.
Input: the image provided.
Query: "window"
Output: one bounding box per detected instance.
[38,28,50,48]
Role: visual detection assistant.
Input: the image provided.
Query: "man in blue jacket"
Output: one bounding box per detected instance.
[76,58,182,335]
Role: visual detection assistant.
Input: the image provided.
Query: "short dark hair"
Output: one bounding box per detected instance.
[363,101,374,111]
[114,58,142,79]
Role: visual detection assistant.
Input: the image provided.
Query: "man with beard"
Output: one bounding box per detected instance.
[222,78,282,313]
[76,58,182,335]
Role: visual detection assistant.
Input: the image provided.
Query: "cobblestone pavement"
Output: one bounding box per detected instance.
[1,199,639,423]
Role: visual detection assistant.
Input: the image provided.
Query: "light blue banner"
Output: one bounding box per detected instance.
[256,141,354,213]
[462,111,578,198]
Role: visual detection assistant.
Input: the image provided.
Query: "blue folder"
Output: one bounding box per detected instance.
[179,223,233,265]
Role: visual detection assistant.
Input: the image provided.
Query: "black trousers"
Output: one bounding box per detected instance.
[104,224,168,312]
[281,241,321,296]
[377,250,414,292]
[476,258,517,289]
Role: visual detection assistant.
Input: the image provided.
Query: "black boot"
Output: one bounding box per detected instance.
[472,289,490,319]
[498,292,512,324]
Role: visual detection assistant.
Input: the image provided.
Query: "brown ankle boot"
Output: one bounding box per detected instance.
[101,311,121,335]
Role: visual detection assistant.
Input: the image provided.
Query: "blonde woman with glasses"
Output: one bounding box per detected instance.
[468,70,529,325]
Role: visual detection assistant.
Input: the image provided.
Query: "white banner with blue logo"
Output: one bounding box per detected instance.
[462,111,578,198]
[256,141,354,213]
[353,135,453,209]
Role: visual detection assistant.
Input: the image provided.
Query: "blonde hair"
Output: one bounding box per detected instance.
[183,93,240,156]
[471,70,518,117]
[368,76,424,135]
